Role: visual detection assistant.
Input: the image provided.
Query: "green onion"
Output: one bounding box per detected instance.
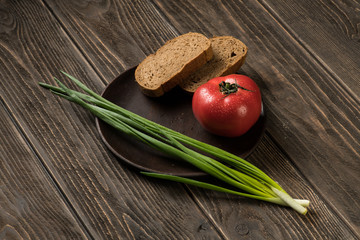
[39,72,309,215]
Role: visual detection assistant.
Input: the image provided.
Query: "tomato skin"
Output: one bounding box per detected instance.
[192,74,262,137]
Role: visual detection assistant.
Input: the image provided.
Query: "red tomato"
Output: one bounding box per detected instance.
[192,74,262,137]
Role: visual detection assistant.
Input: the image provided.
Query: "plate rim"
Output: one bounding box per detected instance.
[95,66,266,177]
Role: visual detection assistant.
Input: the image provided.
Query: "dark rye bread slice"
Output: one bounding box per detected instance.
[180,36,248,93]
[135,32,213,97]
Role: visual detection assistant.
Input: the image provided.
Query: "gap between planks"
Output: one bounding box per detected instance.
[264,120,360,238]
[37,0,228,238]
[37,0,359,238]
[253,2,360,236]
[257,0,359,105]
[40,0,116,87]
[1,90,95,239]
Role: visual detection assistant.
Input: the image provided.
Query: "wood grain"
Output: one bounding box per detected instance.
[0,101,88,239]
[43,0,180,82]
[188,134,357,239]
[43,0,359,238]
[151,0,360,236]
[259,0,360,96]
[0,0,221,239]
[1,0,359,239]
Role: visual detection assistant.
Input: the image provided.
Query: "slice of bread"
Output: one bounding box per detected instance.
[179,36,248,93]
[135,32,213,97]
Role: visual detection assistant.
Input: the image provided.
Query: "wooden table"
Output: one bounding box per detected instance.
[1,0,359,239]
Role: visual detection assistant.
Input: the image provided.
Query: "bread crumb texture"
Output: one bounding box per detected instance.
[180,36,248,93]
[135,32,211,96]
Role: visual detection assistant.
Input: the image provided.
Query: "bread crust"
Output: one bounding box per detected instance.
[135,32,213,97]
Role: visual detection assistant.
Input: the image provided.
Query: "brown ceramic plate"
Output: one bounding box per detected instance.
[96,67,266,177]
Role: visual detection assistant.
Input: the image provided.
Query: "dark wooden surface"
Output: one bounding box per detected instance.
[0,0,359,239]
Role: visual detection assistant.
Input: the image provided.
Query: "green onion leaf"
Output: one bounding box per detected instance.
[38,72,310,215]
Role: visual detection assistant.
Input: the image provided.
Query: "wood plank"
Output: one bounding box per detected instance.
[187,134,357,239]
[42,0,359,238]
[259,0,360,96]
[43,0,180,82]
[0,1,221,239]
[149,0,360,236]
[37,2,360,236]
[0,101,88,239]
